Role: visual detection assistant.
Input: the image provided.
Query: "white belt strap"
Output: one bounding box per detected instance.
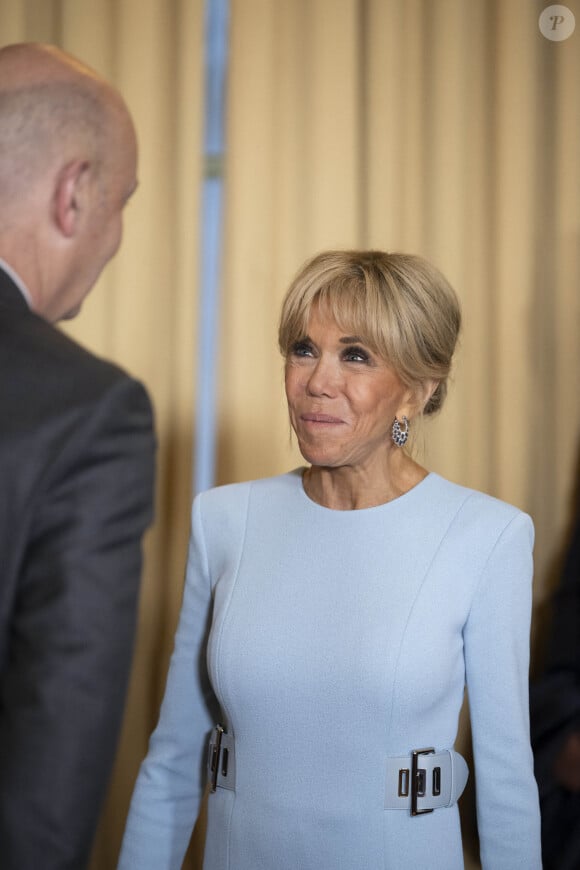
[385,747,469,815]
[208,728,468,816]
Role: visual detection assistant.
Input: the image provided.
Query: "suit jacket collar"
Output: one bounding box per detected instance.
[0,266,31,314]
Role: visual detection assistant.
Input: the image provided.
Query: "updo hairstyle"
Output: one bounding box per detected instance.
[278,249,461,416]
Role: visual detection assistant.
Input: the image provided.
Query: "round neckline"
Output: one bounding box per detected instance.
[294,467,436,514]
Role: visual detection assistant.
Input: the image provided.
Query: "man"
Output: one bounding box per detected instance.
[0,43,156,868]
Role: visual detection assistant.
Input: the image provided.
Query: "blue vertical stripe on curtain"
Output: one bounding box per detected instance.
[194,0,230,495]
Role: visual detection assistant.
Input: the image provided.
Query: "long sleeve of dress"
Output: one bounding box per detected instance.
[464,512,542,869]
[118,495,218,870]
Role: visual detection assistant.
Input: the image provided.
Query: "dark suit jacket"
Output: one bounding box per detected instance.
[0,268,156,869]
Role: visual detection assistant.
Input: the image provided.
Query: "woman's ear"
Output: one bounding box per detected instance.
[403,379,439,419]
[417,379,440,414]
[52,159,91,238]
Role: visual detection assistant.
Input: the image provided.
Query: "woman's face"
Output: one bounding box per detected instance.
[285,305,413,472]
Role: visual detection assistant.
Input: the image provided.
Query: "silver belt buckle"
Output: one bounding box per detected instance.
[411,747,435,816]
[208,724,225,793]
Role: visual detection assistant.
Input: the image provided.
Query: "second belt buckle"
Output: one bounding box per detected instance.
[411,747,435,816]
[209,724,225,793]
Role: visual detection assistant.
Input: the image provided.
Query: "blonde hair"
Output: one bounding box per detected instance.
[278,250,461,415]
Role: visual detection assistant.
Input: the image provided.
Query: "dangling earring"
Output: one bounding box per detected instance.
[391,415,409,447]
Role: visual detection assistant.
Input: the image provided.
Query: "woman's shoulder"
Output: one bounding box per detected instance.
[189,471,303,554]
[426,473,534,537]
[193,469,302,512]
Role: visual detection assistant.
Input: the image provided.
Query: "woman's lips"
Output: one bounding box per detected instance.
[300,413,344,425]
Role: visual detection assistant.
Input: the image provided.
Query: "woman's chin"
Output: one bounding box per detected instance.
[298,447,342,469]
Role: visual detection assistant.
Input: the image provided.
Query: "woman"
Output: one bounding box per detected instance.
[119,251,541,869]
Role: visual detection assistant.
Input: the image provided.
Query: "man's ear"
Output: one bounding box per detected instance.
[52,160,91,238]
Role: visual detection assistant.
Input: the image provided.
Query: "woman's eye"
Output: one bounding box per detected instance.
[343,346,369,363]
[290,340,314,357]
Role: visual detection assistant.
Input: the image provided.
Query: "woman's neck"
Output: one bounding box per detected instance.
[302,456,429,511]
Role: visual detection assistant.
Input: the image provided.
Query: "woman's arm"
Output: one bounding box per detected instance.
[118,495,218,870]
[463,511,542,870]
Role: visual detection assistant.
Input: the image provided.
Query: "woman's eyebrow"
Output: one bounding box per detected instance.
[339,335,364,344]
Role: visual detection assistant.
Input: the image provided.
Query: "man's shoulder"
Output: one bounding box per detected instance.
[0,307,155,523]
[0,304,154,458]
[0,302,134,396]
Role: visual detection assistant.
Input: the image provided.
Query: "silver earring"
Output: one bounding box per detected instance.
[391,415,409,447]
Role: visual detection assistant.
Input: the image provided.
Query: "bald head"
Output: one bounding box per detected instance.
[0,43,138,321]
[0,44,130,209]
[0,41,108,87]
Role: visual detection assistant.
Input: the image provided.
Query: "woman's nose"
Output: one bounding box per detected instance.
[306,356,339,397]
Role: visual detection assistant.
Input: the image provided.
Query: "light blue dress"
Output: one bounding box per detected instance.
[118,470,542,869]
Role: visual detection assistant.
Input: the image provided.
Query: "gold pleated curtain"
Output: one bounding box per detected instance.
[1,0,204,867]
